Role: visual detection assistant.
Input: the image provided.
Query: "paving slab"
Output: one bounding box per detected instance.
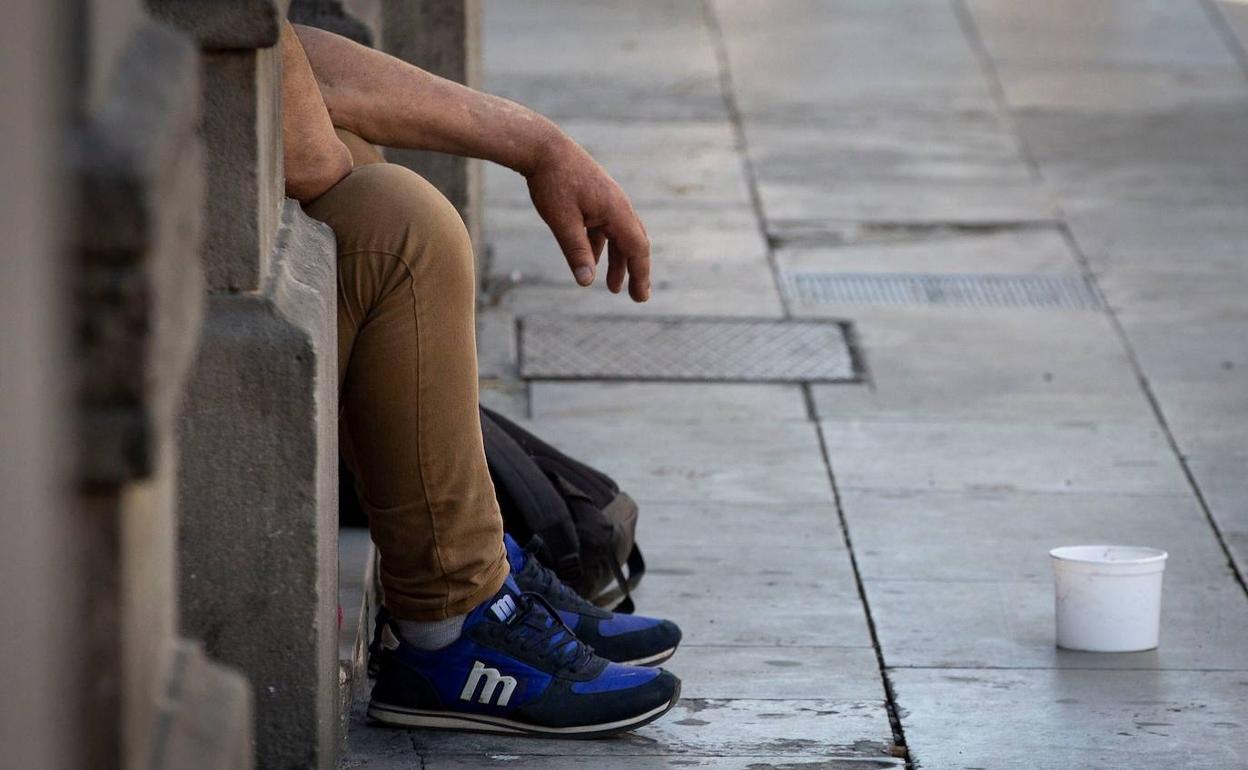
[891,667,1248,770]
[485,204,771,292]
[868,578,1248,670]
[1118,319,1248,391]
[994,63,1248,112]
[756,177,1056,226]
[740,115,1031,184]
[965,0,1236,69]
[523,417,835,504]
[484,0,724,121]
[805,307,1153,423]
[631,570,869,649]
[1014,107,1248,201]
[713,0,996,115]
[820,419,1190,496]
[775,226,1080,275]
[485,120,752,209]
[671,646,885,701]
[639,502,844,550]
[475,307,517,380]
[1186,453,1248,536]
[404,697,894,759]
[529,382,808,423]
[496,283,787,319]
[840,489,1230,584]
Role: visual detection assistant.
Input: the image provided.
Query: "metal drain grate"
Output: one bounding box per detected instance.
[780,272,1103,310]
[519,316,857,382]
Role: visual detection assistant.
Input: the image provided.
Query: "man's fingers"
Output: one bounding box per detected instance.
[589,226,607,265]
[546,217,596,286]
[604,211,651,302]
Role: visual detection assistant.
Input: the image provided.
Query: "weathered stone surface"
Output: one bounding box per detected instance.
[179,200,339,770]
[522,416,835,504]
[841,489,1230,584]
[150,641,254,770]
[820,419,1190,496]
[72,15,260,770]
[0,2,77,768]
[198,46,283,291]
[892,668,1248,770]
[404,697,894,758]
[870,578,1248,671]
[147,0,285,50]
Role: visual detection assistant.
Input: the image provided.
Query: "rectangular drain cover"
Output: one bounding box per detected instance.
[519,316,857,383]
[780,271,1103,310]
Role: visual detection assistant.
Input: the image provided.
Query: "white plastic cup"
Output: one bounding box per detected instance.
[1049,545,1168,652]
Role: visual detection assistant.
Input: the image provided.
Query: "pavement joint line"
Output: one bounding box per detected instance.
[1198,0,1248,80]
[812,400,913,769]
[950,0,1248,600]
[700,0,793,320]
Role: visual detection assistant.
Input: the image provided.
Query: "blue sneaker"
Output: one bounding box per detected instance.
[506,534,682,666]
[367,576,682,737]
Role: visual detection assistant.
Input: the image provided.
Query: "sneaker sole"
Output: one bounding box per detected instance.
[367,681,681,739]
[619,645,678,667]
[370,644,679,676]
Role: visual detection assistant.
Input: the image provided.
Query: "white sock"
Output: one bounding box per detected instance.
[395,614,467,651]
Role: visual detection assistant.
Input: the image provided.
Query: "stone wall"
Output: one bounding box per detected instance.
[0,1,481,767]
[153,1,342,768]
[1,1,254,768]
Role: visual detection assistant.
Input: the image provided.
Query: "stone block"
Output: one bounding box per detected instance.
[892,668,1248,770]
[198,45,284,291]
[150,641,254,770]
[179,200,339,770]
[147,0,285,50]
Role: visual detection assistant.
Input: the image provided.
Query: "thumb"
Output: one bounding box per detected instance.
[547,216,596,286]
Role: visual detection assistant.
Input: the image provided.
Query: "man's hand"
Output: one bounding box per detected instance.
[291,24,651,300]
[525,135,651,302]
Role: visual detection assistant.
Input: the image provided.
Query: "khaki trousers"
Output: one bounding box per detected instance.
[304,131,507,621]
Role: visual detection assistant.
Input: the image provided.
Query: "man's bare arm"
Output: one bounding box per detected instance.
[292,24,649,301]
[281,22,352,203]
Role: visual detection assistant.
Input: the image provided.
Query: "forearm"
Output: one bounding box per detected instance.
[281,21,352,202]
[293,23,562,176]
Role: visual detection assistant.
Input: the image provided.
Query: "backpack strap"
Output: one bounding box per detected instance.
[605,544,646,614]
[479,408,582,579]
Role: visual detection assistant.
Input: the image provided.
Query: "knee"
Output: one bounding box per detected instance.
[312,163,475,287]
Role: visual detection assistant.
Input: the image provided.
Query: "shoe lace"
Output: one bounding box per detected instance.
[501,592,594,674]
[521,541,599,613]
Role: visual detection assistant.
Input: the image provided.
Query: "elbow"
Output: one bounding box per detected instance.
[285,140,353,204]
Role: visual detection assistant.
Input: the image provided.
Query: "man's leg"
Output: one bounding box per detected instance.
[305,158,508,625]
[303,144,680,738]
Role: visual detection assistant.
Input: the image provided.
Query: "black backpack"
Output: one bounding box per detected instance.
[339,408,646,612]
[480,406,645,613]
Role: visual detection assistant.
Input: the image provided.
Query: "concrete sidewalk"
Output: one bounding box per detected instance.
[346,1,1248,767]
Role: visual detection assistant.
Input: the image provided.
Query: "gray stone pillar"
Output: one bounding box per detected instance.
[380,0,485,252]
[152,2,342,767]
[72,8,254,770]
[0,2,79,768]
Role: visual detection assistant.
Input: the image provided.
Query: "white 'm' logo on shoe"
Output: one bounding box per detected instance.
[489,594,517,622]
[460,660,517,706]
